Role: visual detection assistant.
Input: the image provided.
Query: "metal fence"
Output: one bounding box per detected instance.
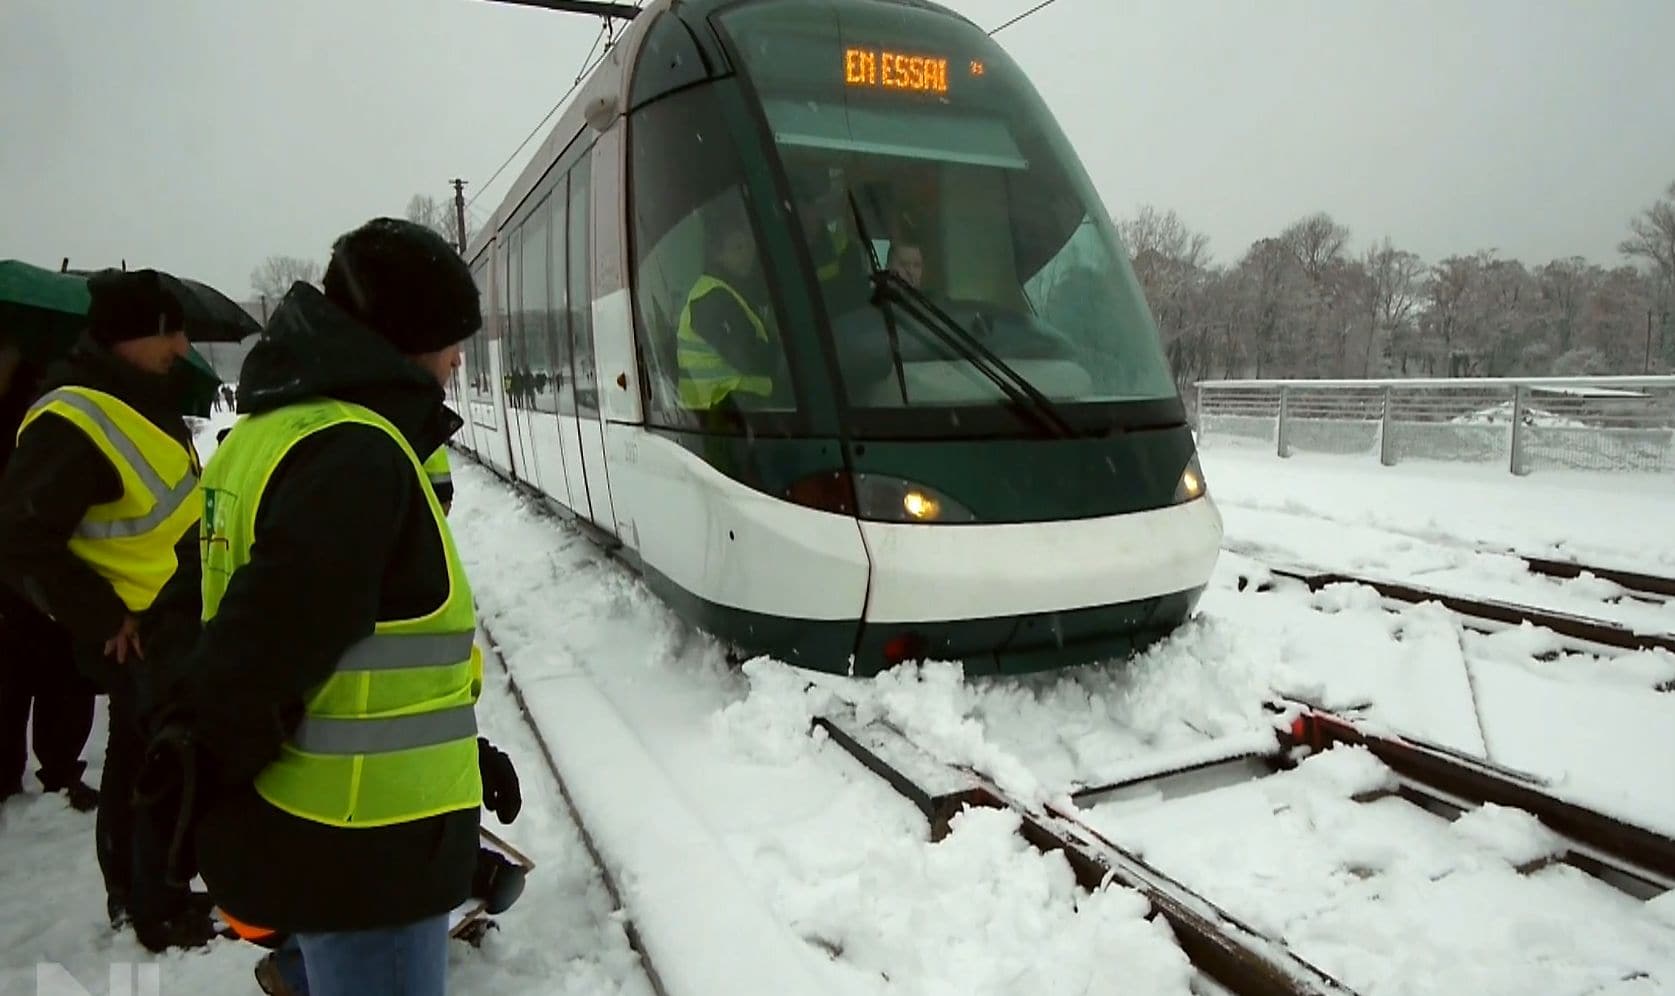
[1194,376,1675,474]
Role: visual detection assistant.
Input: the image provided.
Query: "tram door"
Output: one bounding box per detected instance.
[561,154,617,533]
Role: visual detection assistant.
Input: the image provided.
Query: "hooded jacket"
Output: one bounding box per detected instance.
[0,337,198,685]
[163,284,478,933]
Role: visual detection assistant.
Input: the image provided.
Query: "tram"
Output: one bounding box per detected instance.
[450,0,1223,676]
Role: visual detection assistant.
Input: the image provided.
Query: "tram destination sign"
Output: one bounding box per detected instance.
[843,46,959,95]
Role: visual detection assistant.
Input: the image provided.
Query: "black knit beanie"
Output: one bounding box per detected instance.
[87,269,185,347]
[322,218,481,354]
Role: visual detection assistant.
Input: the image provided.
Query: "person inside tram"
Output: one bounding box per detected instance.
[886,239,926,290]
[675,199,784,412]
[790,164,869,314]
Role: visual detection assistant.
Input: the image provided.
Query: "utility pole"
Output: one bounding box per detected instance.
[451,178,468,256]
[1647,309,1655,374]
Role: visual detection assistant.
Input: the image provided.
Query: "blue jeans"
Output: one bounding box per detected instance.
[280,914,449,996]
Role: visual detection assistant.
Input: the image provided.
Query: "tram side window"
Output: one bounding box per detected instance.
[629,84,797,432]
[517,204,558,414]
[569,157,598,418]
[544,187,575,417]
[468,261,494,404]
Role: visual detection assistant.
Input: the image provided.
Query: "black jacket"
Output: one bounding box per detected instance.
[164,284,477,933]
[0,338,199,686]
[690,281,780,378]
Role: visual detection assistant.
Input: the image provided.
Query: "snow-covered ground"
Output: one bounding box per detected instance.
[0,415,654,996]
[1202,439,1675,576]
[4,417,1674,994]
[1084,746,1675,995]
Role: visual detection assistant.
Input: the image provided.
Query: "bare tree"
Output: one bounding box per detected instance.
[1536,258,1592,357]
[1620,180,1675,370]
[1359,239,1425,376]
[1128,184,1675,383]
[406,194,452,237]
[1120,207,1215,388]
[1119,206,1211,271]
[250,255,322,302]
[1620,181,1675,284]
[1280,212,1351,281]
[407,192,473,250]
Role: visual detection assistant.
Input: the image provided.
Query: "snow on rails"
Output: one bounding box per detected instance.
[1240,557,1675,690]
[813,702,1675,996]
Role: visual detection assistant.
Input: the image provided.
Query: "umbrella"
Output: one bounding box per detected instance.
[175,344,222,419]
[0,259,90,361]
[0,260,226,417]
[155,272,261,344]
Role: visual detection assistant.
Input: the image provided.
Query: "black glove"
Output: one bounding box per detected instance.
[478,737,521,824]
[471,847,528,914]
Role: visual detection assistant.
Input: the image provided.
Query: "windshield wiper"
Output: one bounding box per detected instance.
[844,191,1075,439]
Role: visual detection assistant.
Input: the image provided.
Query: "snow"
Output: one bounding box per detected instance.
[0,649,657,996]
[1197,446,1675,836]
[1,414,654,996]
[1085,747,1675,996]
[451,468,1196,996]
[1201,441,1675,576]
[6,413,1675,994]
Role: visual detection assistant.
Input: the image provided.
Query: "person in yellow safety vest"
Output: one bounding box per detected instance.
[423,445,453,515]
[152,218,489,996]
[790,163,870,315]
[0,269,215,953]
[676,203,786,411]
[1,339,100,815]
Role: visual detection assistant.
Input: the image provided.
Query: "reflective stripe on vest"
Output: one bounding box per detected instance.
[675,275,774,409]
[292,704,477,755]
[201,399,481,828]
[336,630,476,672]
[19,387,201,612]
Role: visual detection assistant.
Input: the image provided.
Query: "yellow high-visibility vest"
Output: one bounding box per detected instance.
[18,387,202,612]
[422,446,451,496]
[675,275,774,410]
[201,398,481,828]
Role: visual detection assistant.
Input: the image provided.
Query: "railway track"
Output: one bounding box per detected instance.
[477,624,672,996]
[1219,500,1675,606]
[814,702,1675,996]
[455,452,1673,990]
[813,712,1359,996]
[1243,560,1675,692]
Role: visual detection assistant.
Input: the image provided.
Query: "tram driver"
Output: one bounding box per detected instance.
[675,198,784,412]
[886,239,925,290]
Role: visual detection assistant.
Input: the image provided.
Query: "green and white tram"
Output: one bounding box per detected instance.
[450,0,1222,676]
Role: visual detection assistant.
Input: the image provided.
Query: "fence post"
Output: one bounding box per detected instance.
[1509,385,1529,476]
[1379,385,1395,466]
[1277,386,1292,458]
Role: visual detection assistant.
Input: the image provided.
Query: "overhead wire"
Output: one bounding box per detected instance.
[464,20,614,213]
[987,0,1065,36]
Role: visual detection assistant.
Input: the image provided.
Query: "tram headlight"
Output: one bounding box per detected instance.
[785,471,975,523]
[1173,454,1208,504]
[901,489,939,521]
[854,475,974,524]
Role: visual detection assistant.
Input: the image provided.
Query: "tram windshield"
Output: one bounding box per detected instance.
[719,0,1180,433]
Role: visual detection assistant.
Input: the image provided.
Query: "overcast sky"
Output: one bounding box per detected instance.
[3,0,1673,301]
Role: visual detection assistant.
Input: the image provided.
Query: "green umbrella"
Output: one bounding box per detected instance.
[0,259,91,362]
[176,345,222,419]
[0,259,223,416]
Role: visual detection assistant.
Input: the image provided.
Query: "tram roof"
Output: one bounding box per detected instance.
[466,0,977,263]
